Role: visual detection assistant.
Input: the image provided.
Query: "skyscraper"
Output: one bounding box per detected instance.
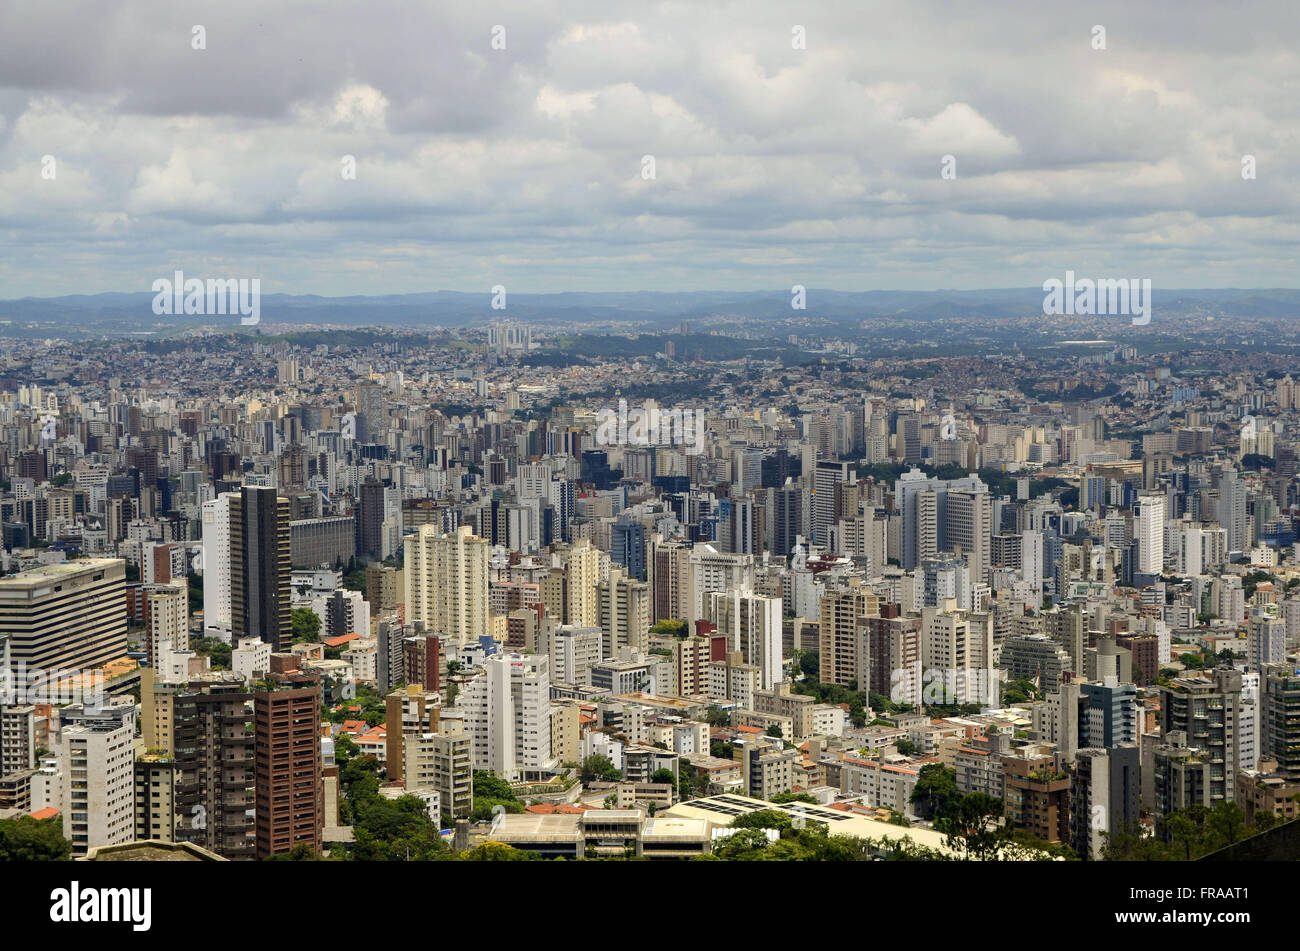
[1216,466,1248,552]
[254,660,323,859]
[611,516,646,580]
[405,524,490,644]
[812,460,854,545]
[946,483,992,586]
[357,476,386,561]
[173,679,255,859]
[230,486,292,652]
[1136,492,1166,576]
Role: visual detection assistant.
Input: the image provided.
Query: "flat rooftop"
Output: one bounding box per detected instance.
[0,558,122,584]
[665,794,959,856]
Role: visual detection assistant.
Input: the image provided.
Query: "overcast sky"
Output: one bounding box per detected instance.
[0,0,1297,297]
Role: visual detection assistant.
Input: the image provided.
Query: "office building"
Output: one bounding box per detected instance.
[231,487,292,652]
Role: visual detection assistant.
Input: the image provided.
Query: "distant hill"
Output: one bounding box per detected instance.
[0,287,1297,338]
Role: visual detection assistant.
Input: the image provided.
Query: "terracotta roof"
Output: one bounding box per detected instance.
[525,803,593,815]
[30,807,60,820]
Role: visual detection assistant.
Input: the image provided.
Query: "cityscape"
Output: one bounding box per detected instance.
[0,309,1296,873]
[0,0,1293,931]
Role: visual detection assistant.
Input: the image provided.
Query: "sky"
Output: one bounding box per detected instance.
[0,0,1297,298]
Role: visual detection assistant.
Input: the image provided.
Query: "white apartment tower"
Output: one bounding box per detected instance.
[1136,493,1166,575]
[461,652,554,780]
[710,589,784,689]
[405,524,490,644]
[59,702,137,856]
[201,493,234,638]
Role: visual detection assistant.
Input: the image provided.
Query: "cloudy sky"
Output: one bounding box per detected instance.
[0,0,1297,297]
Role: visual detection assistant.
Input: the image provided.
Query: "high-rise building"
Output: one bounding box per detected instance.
[1157,669,1242,804]
[1069,744,1140,860]
[688,544,753,622]
[254,660,323,859]
[1250,615,1287,667]
[772,482,804,560]
[0,560,127,696]
[1263,664,1300,781]
[404,728,472,819]
[921,601,994,706]
[230,487,292,652]
[946,484,992,586]
[560,539,600,628]
[1136,492,1166,576]
[1000,633,1073,695]
[647,534,691,623]
[710,589,783,689]
[1078,679,1138,749]
[1152,731,1211,821]
[173,679,255,859]
[354,383,386,444]
[357,476,387,561]
[863,605,921,705]
[201,493,234,636]
[404,525,490,645]
[375,617,406,694]
[141,582,188,669]
[812,460,854,545]
[818,578,879,688]
[402,634,441,694]
[596,568,650,656]
[611,517,647,580]
[365,564,401,615]
[384,684,441,785]
[461,652,554,779]
[59,701,137,856]
[1216,466,1248,552]
[547,625,603,686]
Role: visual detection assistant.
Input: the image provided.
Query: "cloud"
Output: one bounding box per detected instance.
[0,0,1295,295]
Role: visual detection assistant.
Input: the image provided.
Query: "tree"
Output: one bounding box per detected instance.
[936,792,1007,860]
[0,816,71,861]
[650,768,677,788]
[581,755,623,784]
[910,764,959,821]
[770,792,817,805]
[649,619,687,638]
[704,706,731,727]
[894,738,919,756]
[798,650,819,680]
[765,724,784,739]
[457,842,542,861]
[291,607,322,644]
[731,809,794,834]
